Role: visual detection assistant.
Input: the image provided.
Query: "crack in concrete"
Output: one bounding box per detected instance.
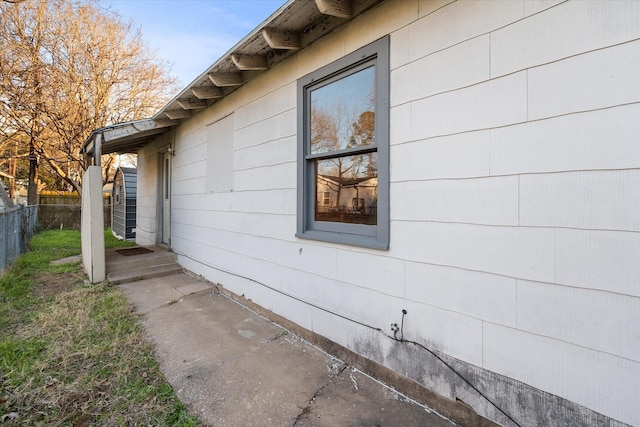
[143,298,182,314]
[262,330,288,344]
[175,288,216,299]
[292,364,348,425]
[142,289,217,314]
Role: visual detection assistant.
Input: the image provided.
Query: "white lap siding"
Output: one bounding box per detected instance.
[142,1,640,425]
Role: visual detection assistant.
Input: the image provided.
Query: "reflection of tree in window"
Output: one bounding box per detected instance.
[310,66,377,225]
[310,66,375,153]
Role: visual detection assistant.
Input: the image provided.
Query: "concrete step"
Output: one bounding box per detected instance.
[105,247,182,284]
[105,247,177,274]
[107,262,183,285]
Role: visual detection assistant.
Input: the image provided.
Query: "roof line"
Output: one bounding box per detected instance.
[152,0,296,121]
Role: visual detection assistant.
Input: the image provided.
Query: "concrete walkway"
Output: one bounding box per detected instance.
[119,272,455,426]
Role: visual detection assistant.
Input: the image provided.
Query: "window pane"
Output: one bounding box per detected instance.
[315,153,378,225]
[310,66,375,154]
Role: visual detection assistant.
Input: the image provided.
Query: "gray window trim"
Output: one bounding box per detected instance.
[296,36,390,250]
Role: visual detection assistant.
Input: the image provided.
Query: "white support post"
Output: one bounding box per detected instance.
[81,165,105,283]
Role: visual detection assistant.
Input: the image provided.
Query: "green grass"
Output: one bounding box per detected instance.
[0,229,201,426]
[104,228,137,249]
[0,228,138,326]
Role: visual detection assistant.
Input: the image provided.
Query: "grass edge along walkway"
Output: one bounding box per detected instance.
[0,229,201,426]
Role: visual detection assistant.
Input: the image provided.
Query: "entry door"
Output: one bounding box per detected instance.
[161,151,171,245]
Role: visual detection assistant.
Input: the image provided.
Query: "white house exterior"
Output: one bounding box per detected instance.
[83,1,639,425]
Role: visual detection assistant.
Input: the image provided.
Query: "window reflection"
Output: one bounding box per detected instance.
[298,37,389,248]
[310,66,375,154]
[315,153,378,225]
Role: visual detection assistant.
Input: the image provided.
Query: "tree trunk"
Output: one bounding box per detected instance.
[8,156,16,199]
[27,141,38,205]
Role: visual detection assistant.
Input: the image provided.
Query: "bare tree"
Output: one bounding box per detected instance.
[311,102,346,208]
[311,100,377,211]
[0,0,178,198]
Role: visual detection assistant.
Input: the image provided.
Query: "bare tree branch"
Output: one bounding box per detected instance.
[0,0,178,195]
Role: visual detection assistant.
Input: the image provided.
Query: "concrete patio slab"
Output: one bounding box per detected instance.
[120,272,456,426]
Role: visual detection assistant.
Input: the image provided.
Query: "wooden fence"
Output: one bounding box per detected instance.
[38,192,111,230]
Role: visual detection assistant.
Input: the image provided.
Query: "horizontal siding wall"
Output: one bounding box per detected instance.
[390,0,640,425]
[163,0,638,425]
[169,69,301,323]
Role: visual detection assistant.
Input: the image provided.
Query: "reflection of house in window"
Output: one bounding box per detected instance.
[316,174,378,225]
[322,191,330,205]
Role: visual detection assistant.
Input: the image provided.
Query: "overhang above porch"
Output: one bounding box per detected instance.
[81,118,178,161]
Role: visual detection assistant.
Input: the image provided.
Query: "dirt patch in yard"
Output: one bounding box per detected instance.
[33,267,86,298]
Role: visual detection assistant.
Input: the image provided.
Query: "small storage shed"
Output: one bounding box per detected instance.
[111,167,137,241]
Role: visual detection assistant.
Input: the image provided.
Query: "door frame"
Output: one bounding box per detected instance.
[157,146,172,248]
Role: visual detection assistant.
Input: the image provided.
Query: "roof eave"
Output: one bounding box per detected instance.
[81,118,178,156]
[152,0,383,122]
[82,0,383,157]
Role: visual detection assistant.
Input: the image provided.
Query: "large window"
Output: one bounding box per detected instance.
[297,37,389,249]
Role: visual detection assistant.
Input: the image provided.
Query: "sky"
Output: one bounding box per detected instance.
[102,0,287,88]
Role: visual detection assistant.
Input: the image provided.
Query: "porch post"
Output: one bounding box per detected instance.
[81,166,105,282]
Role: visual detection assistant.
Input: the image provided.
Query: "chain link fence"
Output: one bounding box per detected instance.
[0,205,39,274]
